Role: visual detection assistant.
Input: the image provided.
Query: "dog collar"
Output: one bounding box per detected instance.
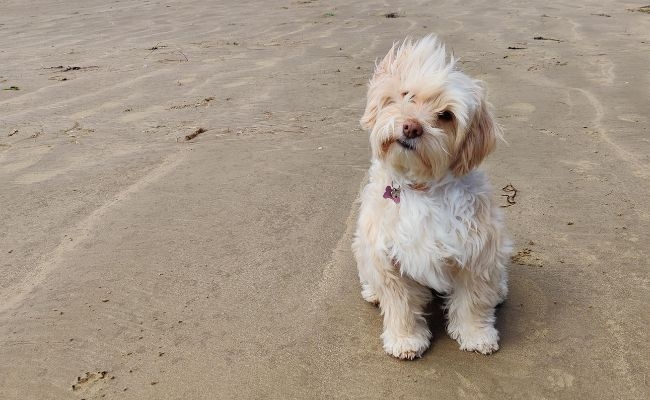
[384,183,429,204]
[383,182,430,203]
[408,182,429,192]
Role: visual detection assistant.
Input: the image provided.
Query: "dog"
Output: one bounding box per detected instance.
[352,36,511,359]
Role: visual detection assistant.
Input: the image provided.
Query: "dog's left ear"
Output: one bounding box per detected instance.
[450,96,501,176]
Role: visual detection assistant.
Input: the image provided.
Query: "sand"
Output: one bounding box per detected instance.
[1,0,648,398]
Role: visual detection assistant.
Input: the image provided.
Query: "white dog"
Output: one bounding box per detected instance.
[352,36,511,359]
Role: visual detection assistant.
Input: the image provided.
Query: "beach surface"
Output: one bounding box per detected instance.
[1,0,648,398]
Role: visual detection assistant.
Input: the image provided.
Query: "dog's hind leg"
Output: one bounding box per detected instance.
[352,233,381,306]
[360,281,380,306]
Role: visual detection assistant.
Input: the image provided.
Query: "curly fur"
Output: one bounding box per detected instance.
[353,36,511,359]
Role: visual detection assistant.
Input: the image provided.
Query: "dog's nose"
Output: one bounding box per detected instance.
[402,119,423,138]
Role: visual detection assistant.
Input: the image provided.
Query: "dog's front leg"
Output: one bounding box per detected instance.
[446,266,503,354]
[371,258,432,360]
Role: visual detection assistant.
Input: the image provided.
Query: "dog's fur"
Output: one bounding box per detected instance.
[352,36,511,359]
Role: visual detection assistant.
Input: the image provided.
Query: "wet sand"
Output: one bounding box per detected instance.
[1,0,648,398]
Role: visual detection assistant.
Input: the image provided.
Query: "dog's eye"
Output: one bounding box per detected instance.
[401,91,416,103]
[437,110,454,121]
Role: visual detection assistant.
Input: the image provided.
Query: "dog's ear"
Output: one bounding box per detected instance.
[360,45,397,130]
[372,45,396,80]
[450,97,500,175]
[360,93,379,130]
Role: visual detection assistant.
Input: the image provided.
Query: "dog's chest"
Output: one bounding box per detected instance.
[384,191,459,292]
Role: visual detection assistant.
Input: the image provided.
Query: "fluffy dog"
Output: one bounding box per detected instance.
[352,36,511,359]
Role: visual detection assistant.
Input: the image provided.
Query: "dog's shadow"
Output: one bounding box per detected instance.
[424,291,507,346]
[424,292,448,339]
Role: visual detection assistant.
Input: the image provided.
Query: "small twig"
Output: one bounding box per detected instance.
[507,46,527,50]
[146,42,167,51]
[145,42,167,58]
[533,36,563,42]
[145,43,188,62]
[177,50,189,62]
[43,65,98,71]
[185,127,206,141]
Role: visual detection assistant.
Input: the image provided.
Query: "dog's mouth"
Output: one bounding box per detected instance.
[397,138,416,150]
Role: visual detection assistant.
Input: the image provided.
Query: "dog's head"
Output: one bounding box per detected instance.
[361,36,501,182]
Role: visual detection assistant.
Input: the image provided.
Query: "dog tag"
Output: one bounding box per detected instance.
[383,185,401,203]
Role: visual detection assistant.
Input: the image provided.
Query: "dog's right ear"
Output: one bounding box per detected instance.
[360,45,396,130]
[360,91,379,130]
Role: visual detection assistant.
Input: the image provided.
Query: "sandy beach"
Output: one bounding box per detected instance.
[1,0,649,398]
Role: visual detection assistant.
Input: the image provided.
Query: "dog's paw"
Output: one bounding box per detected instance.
[360,282,379,305]
[450,326,500,355]
[381,329,431,360]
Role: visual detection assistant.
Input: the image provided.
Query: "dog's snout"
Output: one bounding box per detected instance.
[402,119,423,138]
